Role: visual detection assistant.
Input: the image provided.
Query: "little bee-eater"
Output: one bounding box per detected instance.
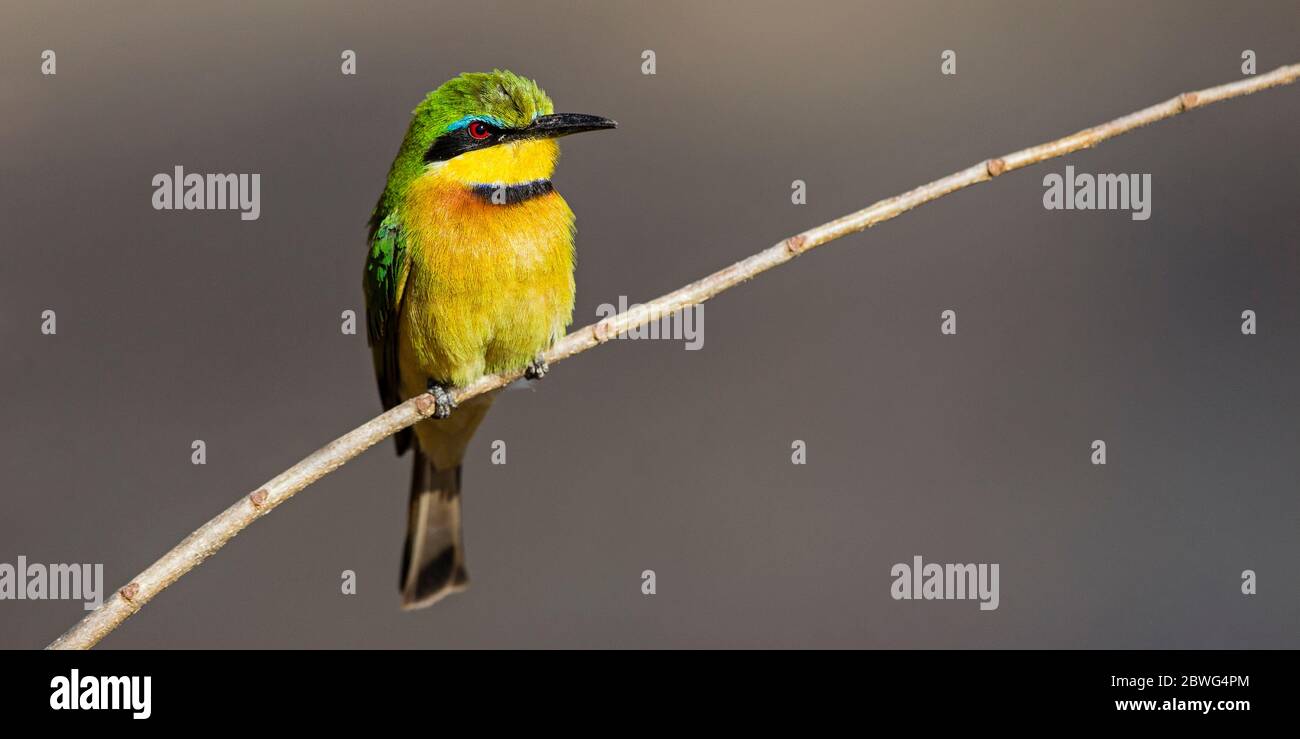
[364,70,615,608]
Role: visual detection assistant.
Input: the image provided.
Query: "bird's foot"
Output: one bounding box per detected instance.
[425,380,457,419]
[524,356,549,381]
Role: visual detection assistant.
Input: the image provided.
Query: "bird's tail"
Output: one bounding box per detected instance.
[399,449,469,609]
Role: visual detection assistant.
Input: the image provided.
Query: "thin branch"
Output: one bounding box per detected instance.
[48,64,1300,649]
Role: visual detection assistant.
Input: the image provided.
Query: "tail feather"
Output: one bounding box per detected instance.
[400,450,468,609]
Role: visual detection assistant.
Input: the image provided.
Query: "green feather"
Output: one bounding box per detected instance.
[363,210,412,454]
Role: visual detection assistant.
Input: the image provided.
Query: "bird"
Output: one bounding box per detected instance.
[363,70,615,609]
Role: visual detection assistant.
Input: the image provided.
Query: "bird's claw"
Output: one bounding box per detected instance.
[425,380,457,419]
[524,356,549,381]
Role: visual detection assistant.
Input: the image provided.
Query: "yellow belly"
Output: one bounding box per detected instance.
[396,176,575,466]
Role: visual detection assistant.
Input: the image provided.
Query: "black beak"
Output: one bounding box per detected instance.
[521,113,618,139]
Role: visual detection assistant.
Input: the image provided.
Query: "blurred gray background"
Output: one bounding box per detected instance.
[2,0,1297,648]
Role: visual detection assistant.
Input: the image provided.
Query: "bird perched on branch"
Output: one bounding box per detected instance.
[364,70,616,608]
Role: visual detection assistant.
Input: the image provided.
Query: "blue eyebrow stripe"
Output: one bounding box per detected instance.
[446,115,510,132]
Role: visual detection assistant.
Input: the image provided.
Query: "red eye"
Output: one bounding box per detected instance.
[467,121,492,140]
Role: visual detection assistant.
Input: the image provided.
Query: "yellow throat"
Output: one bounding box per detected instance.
[429,138,560,187]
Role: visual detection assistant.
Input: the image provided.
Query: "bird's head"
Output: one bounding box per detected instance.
[390,70,615,193]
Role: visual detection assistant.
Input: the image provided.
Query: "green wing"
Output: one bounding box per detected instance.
[364,211,413,455]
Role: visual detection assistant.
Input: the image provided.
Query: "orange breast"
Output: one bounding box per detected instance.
[396,174,576,392]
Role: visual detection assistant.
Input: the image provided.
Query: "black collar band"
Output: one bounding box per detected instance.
[469,180,553,205]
